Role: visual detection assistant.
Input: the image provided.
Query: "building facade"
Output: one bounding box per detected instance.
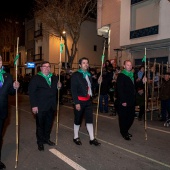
[24,18,104,75]
[97,0,170,67]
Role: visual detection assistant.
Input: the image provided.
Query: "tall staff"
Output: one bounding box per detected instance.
[56,36,63,145]
[157,63,161,110]
[150,59,156,120]
[94,39,106,138]
[143,47,147,140]
[14,37,19,168]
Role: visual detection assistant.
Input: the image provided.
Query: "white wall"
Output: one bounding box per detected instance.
[49,36,61,64]
[120,0,170,47]
[131,1,159,30]
[75,20,104,67]
[97,0,121,60]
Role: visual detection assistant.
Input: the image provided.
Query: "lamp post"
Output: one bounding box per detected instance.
[62,31,67,69]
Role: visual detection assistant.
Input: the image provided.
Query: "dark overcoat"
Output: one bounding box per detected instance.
[0,73,15,119]
[116,73,136,106]
[71,72,92,105]
[28,74,58,112]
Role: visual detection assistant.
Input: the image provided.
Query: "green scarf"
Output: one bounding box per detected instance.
[0,68,6,83]
[37,71,53,86]
[121,69,134,83]
[78,69,91,78]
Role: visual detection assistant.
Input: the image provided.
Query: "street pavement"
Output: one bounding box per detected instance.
[1,94,170,170]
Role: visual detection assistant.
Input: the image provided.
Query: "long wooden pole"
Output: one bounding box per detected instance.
[56,36,62,145]
[15,37,19,168]
[144,47,148,140]
[150,59,156,120]
[157,63,161,111]
[94,39,106,138]
[161,62,163,85]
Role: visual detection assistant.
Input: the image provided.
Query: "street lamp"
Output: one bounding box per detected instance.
[62,31,67,69]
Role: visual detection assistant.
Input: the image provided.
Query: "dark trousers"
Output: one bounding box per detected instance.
[109,91,114,102]
[161,99,170,121]
[74,100,93,125]
[138,105,145,119]
[118,105,135,137]
[99,94,108,112]
[0,118,5,159]
[35,108,55,145]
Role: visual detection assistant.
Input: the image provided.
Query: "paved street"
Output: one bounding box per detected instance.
[1,94,170,170]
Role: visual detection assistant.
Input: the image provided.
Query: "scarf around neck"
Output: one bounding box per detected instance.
[0,69,6,87]
[37,71,53,86]
[78,69,91,78]
[121,69,134,83]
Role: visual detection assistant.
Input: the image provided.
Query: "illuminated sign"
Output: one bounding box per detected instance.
[26,62,35,68]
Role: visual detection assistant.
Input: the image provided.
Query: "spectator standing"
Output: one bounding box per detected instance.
[135,87,145,121]
[99,69,110,113]
[159,72,170,121]
[89,68,98,96]
[104,60,113,72]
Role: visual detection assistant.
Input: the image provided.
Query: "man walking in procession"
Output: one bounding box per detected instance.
[71,57,101,146]
[116,60,135,140]
[0,55,20,169]
[28,61,61,151]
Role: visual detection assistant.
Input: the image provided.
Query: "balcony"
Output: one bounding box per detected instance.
[33,53,43,61]
[34,29,43,39]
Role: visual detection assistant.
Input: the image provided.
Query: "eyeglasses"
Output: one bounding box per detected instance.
[41,66,51,68]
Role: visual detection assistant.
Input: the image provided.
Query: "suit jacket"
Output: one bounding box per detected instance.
[116,73,136,106]
[28,74,58,112]
[159,79,170,100]
[0,73,16,119]
[71,72,92,105]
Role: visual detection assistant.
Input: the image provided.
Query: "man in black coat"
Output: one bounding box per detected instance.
[71,57,101,146]
[0,56,20,169]
[28,61,61,151]
[116,60,135,140]
[159,72,170,121]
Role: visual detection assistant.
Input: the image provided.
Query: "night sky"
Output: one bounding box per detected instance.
[0,0,34,20]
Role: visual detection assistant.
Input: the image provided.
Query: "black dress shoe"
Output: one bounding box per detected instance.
[38,144,44,151]
[0,161,6,169]
[89,138,101,146]
[123,135,131,141]
[73,138,82,145]
[128,132,132,137]
[45,140,55,146]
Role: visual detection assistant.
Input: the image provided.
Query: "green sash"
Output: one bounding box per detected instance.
[37,71,53,86]
[77,69,91,78]
[0,69,6,87]
[121,69,134,83]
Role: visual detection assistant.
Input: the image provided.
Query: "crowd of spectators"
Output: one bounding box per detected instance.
[18,73,32,95]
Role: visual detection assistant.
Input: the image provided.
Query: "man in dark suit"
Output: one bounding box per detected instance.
[116,60,135,140]
[71,57,101,146]
[0,56,20,169]
[28,61,61,151]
